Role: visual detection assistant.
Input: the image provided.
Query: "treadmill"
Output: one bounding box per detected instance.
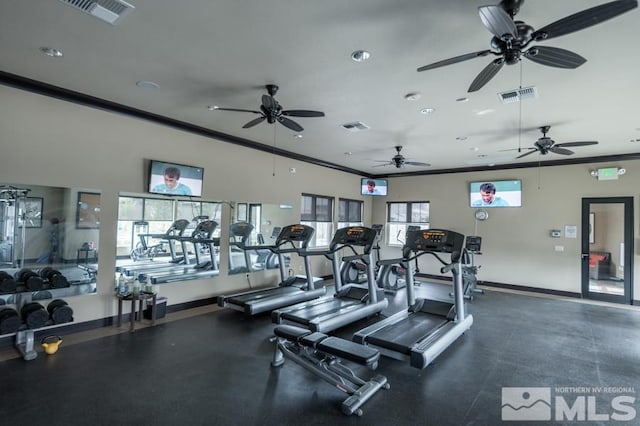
[217,224,326,315]
[353,229,474,369]
[271,226,388,333]
[143,220,220,284]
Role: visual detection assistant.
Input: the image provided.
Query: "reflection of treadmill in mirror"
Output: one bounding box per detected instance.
[353,229,473,369]
[116,219,191,275]
[144,220,220,284]
[218,224,326,315]
[271,226,388,333]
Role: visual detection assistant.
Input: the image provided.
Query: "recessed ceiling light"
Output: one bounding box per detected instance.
[420,108,435,115]
[405,92,421,101]
[344,152,353,156]
[456,97,469,103]
[136,80,160,89]
[39,47,63,58]
[470,147,479,151]
[474,109,495,116]
[207,105,219,110]
[294,134,303,139]
[351,50,371,62]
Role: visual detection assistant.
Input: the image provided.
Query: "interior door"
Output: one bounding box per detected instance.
[581,197,633,304]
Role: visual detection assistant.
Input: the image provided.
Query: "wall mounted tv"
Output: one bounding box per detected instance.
[148,160,204,197]
[361,178,388,196]
[469,179,521,208]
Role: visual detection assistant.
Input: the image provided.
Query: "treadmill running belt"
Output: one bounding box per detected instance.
[366,314,448,355]
[227,286,300,306]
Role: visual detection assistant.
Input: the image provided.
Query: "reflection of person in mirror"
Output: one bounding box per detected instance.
[471,182,509,207]
[152,167,192,195]
[365,180,382,195]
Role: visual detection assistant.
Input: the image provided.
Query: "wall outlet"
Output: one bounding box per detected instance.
[554,245,564,252]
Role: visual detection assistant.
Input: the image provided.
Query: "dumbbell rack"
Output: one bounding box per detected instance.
[10,293,73,361]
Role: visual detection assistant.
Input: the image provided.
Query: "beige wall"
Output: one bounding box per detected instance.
[378,166,639,296]
[0,84,637,326]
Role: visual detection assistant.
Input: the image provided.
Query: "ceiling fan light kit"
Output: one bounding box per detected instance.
[515,125,599,159]
[416,0,638,92]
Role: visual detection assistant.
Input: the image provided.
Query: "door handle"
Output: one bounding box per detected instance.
[581,253,589,259]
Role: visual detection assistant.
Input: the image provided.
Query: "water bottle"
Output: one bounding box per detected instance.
[117,273,127,295]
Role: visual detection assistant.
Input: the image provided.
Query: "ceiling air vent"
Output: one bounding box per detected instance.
[58,0,135,25]
[498,86,538,104]
[340,121,370,132]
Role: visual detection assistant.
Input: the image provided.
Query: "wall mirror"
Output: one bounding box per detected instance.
[0,183,100,307]
[115,193,224,285]
[228,202,295,275]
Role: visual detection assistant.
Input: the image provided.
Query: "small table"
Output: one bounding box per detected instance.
[116,292,157,332]
[77,248,98,264]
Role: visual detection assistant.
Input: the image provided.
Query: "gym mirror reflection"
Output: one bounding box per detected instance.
[115,194,223,285]
[228,203,295,275]
[0,183,100,305]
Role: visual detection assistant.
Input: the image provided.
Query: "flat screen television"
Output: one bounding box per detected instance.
[469,179,521,208]
[361,178,388,196]
[148,160,204,197]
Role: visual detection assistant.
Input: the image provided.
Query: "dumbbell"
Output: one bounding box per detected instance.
[39,267,69,288]
[47,299,73,324]
[0,271,17,293]
[15,269,44,291]
[21,302,48,329]
[0,307,21,335]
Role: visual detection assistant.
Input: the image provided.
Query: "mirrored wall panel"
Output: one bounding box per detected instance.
[0,184,100,306]
[228,202,295,275]
[115,194,223,285]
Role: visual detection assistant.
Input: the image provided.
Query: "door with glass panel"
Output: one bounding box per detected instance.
[581,197,633,304]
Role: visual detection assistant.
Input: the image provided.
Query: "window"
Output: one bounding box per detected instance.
[338,198,363,228]
[386,201,430,246]
[301,194,334,247]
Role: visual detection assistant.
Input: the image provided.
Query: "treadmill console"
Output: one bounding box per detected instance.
[330,226,377,253]
[403,229,465,256]
[275,224,315,248]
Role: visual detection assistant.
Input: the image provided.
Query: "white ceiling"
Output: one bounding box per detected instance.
[1,0,639,175]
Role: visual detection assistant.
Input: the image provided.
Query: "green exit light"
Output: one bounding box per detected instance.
[598,167,619,180]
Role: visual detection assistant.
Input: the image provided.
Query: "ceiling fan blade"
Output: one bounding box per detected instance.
[417,50,493,72]
[524,46,586,69]
[516,149,538,159]
[531,0,638,42]
[404,161,431,167]
[242,116,266,129]
[468,58,505,92]
[555,141,599,147]
[278,116,304,132]
[282,109,325,118]
[478,5,518,40]
[550,146,575,155]
[262,94,277,110]
[213,107,261,114]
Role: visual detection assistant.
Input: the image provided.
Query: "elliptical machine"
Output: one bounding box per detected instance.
[339,224,382,285]
[376,226,421,293]
[450,235,484,301]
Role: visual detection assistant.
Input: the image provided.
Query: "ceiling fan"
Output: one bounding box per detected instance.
[212,84,325,132]
[515,125,598,159]
[417,0,638,92]
[374,146,431,168]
